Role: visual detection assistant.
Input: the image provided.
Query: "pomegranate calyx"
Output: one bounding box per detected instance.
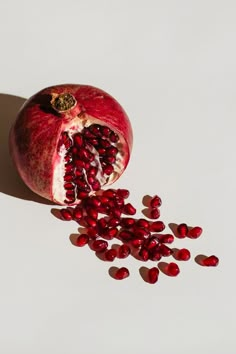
[51,93,77,113]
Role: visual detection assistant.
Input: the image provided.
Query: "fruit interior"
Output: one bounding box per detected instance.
[54,121,125,204]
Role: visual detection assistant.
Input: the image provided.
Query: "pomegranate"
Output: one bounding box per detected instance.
[9,84,133,205]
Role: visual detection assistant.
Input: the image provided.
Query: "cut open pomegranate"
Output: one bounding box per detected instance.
[9,84,133,205]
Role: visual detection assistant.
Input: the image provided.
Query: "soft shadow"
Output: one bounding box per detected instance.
[142,195,152,207]
[0,93,53,204]
[139,266,149,283]
[108,266,119,279]
[158,261,169,275]
[69,233,80,246]
[195,254,207,266]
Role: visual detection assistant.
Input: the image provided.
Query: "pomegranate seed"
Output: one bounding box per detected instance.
[97,147,106,155]
[157,234,174,244]
[76,234,89,247]
[64,173,74,182]
[117,189,130,199]
[83,128,95,138]
[134,227,150,239]
[84,216,97,228]
[74,133,83,147]
[105,249,117,261]
[87,176,95,184]
[158,244,173,257]
[177,223,188,238]
[108,217,120,227]
[101,126,111,137]
[66,190,76,198]
[92,240,108,252]
[73,206,83,220]
[62,132,72,149]
[149,248,162,261]
[166,262,180,276]
[119,230,133,241]
[131,238,144,248]
[107,200,115,209]
[149,221,165,232]
[139,247,149,261]
[99,196,110,205]
[102,189,117,198]
[97,217,107,230]
[89,197,101,208]
[89,124,102,137]
[103,227,119,239]
[136,218,150,229]
[75,159,85,169]
[97,206,109,215]
[100,139,111,148]
[65,163,74,172]
[91,180,101,191]
[188,226,203,239]
[87,208,98,220]
[202,255,219,267]
[64,196,75,204]
[106,146,118,156]
[145,236,159,250]
[121,217,136,228]
[64,182,75,190]
[64,153,72,163]
[103,164,114,175]
[176,248,191,261]
[150,208,160,219]
[114,196,125,209]
[87,227,98,238]
[88,166,98,177]
[109,208,122,218]
[150,195,162,208]
[76,179,88,190]
[75,169,83,177]
[123,203,136,215]
[87,138,99,146]
[109,132,119,143]
[118,244,131,259]
[77,191,89,199]
[148,267,159,284]
[114,267,129,280]
[60,208,73,221]
[104,155,116,164]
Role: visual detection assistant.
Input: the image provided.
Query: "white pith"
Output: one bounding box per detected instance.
[52,114,125,204]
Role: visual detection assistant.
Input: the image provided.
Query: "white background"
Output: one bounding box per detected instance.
[0,1,235,353]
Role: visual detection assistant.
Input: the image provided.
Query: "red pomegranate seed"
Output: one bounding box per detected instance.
[92,240,108,252]
[149,221,165,232]
[73,206,83,220]
[76,234,89,247]
[64,152,72,163]
[101,126,111,137]
[108,217,120,227]
[188,226,203,239]
[150,208,160,219]
[148,267,159,284]
[97,206,109,215]
[150,195,162,208]
[77,190,89,199]
[136,219,150,229]
[105,248,117,261]
[119,230,133,241]
[202,255,219,267]
[102,189,117,198]
[123,203,136,215]
[84,216,97,228]
[145,236,159,250]
[64,182,75,190]
[103,164,114,175]
[87,208,98,220]
[131,238,144,248]
[118,244,131,259]
[109,208,122,218]
[73,133,83,147]
[176,248,191,261]
[97,147,106,155]
[149,248,162,261]
[99,196,110,205]
[114,267,129,280]
[117,189,130,199]
[75,169,83,177]
[65,163,74,172]
[103,227,119,239]
[158,244,173,257]
[64,173,74,182]
[60,208,73,221]
[87,166,98,177]
[106,146,118,156]
[61,132,72,149]
[134,227,150,239]
[91,180,101,191]
[89,197,101,208]
[87,176,95,184]
[166,262,180,276]
[107,200,115,209]
[89,124,102,137]
[139,247,149,261]
[121,217,136,228]
[114,196,125,209]
[157,234,174,244]
[76,179,88,190]
[87,227,98,238]
[177,223,188,238]
[97,217,107,229]
[75,159,85,169]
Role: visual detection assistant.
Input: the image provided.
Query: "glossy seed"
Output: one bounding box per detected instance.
[76,234,89,247]
[176,248,191,261]
[149,221,165,232]
[166,262,180,276]
[157,234,174,244]
[150,195,162,208]
[92,240,108,252]
[177,223,188,238]
[188,226,203,239]
[123,203,136,215]
[202,255,219,267]
[118,244,131,259]
[121,217,136,228]
[114,267,129,280]
[117,189,130,199]
[105,249,117,261]
[139,247,149,261]
[148,267,159,284]
[73,206,83,220]
[150,208,160,219]
[119,230,133,241]
[60,208,73,221]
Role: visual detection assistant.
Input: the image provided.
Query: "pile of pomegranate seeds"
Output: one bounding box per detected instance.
[56,189,219,284]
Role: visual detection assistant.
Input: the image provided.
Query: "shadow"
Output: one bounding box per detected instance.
[171,248,180,260]
[158,261,169,275]
[194,254,207,266]
[142,207,151,218]
[142,195,152,207]
[168,222,184,239]
[69,233,80,246]
[0,93,53,204]
[139,266,149,283]
[51,208,63,220]
[108,266,119,279]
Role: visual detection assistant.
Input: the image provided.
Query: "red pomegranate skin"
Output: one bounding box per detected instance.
[9,84,133,204]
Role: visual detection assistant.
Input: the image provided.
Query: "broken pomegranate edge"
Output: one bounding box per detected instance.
[9,84,133,205]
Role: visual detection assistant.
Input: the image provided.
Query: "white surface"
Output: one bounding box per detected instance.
[0,1,235,353]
